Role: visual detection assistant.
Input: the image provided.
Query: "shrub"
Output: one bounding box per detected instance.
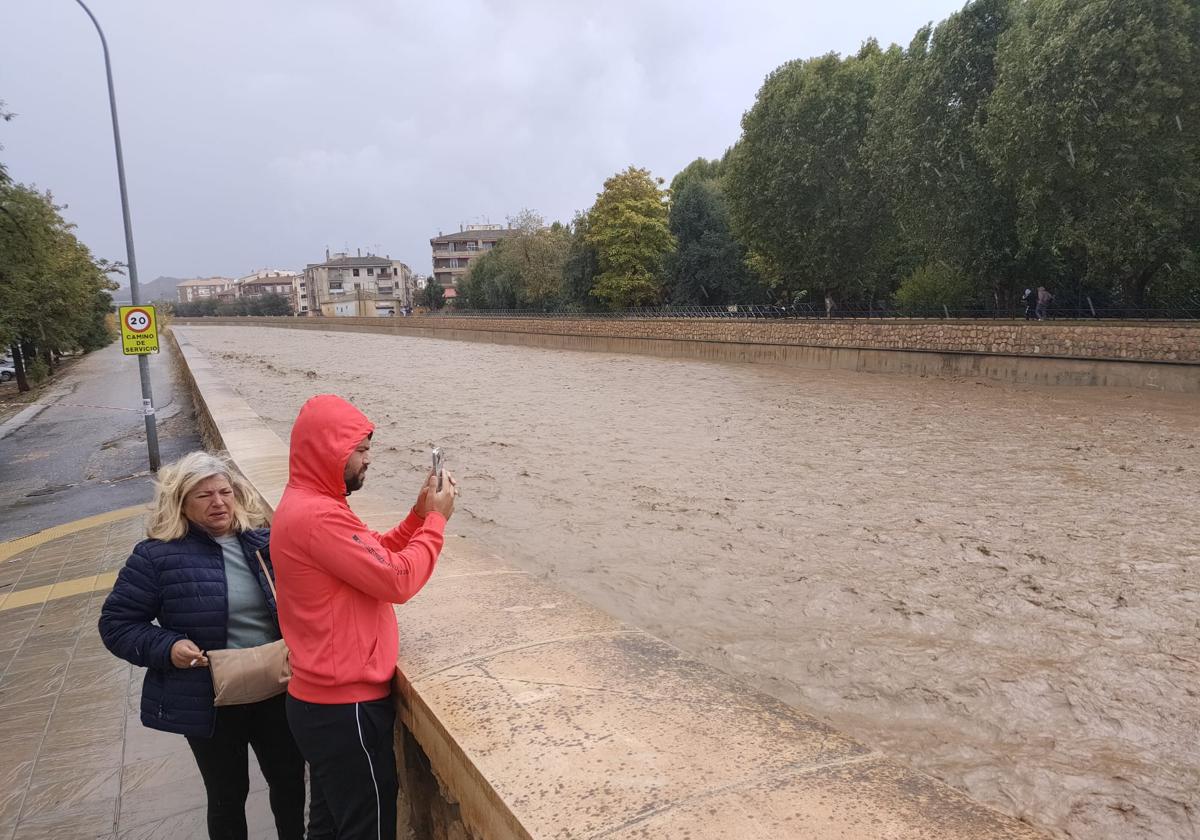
[893,262,974,316]
[26,357,49,385]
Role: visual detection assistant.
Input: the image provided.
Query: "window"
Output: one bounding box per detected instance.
[367,268,374,276]
[353,268,360,277]
[466,243,478,251]
[392,267,398,276]
[329,281,343,290]
[354,283,361,290]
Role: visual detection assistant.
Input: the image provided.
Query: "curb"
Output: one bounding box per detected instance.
[0,386,72,442]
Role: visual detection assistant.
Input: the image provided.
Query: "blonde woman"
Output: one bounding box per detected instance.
[99,452,305,840]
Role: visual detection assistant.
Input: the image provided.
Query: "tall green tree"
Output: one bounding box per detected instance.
[560,211,601,310]
[419,280,446,311]
[984,0,1200,307]
[870,0,1023,307]
[585,166,675,309]
[725,42,897,307]
[499,211,570,308]
[460,246,519,309]
[666,178,762,305]
[669,156,725,198]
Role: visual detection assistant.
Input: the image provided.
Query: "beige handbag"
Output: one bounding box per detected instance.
[207,549,291,706]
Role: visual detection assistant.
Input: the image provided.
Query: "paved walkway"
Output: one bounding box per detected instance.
[0,342,201,543]
[0,510,277,840]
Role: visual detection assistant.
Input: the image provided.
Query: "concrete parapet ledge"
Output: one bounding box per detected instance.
[170,326,1046,839]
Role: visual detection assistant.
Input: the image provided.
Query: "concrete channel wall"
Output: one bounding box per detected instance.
[169,326,1047,839]
[170,315,1200,393]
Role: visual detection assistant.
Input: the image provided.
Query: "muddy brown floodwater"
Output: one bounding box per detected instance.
[181,326,1199,840]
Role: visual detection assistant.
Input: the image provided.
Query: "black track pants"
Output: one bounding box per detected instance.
[286,694,397,840]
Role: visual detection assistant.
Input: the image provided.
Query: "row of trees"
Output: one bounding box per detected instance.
[1,100,118,390]
[0,181,118,391]
[172,293,292,318]
[459,0,1200,314]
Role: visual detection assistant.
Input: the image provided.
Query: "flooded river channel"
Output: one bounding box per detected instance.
[181,326,1199,840]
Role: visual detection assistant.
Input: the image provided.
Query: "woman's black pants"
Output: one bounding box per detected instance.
[185,693,307,840]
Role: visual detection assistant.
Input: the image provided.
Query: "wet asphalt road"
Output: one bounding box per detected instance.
[0,342,201,542]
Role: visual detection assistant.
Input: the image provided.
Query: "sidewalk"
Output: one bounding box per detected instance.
[0,341,200,544]
[0,509,276,840]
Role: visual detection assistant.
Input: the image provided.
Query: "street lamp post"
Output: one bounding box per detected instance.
[73,0,160,472]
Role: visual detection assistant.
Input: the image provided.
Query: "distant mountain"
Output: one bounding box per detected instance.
[111,276,186,306]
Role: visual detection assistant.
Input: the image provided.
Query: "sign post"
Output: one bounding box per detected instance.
[119,305,159,355]
[75,0,159,470]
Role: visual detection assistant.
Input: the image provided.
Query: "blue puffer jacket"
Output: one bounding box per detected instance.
[98,526,277,737]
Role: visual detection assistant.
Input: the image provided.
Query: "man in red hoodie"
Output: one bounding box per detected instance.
[271,394,455,840]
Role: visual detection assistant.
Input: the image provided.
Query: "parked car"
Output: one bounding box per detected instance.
[0,357,15,383]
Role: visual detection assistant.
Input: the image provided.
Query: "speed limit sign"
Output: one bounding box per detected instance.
[119,305,159,355]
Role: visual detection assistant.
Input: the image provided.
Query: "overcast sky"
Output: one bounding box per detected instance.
[1,0,964,282]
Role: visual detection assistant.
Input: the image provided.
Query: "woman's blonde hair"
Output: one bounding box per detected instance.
[146,451,268,541]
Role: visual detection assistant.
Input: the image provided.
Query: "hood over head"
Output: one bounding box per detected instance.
[287,394,375,498]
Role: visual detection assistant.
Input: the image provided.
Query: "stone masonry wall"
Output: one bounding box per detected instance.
[411,317,1199,363]
[172,316,1200,363]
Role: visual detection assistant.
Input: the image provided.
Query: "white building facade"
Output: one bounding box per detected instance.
[177,277,235,303]
[236,269,304,313]
[302,251,416,317]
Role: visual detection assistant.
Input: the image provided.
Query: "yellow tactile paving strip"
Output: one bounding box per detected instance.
[0,504,148,564]
[0,507,145,612]
[0,572,120,612]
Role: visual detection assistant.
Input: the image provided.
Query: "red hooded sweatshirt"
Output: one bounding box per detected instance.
[271,394,444,704]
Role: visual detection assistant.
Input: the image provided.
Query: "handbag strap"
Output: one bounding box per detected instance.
[256,549,278,602]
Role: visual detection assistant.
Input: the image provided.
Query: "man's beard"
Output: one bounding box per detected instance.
[344,471,366,494]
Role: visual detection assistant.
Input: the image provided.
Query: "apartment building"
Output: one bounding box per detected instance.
[429,225,518,288]
[176,277,235,303]
[237,269,303,312]
[302,250,415,317]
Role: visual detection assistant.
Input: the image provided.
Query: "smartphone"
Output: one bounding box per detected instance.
[431,447,444,491]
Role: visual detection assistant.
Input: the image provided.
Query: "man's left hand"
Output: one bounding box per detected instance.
[414,470,457,517]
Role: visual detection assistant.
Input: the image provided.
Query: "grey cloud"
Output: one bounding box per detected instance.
[0,0,962,281]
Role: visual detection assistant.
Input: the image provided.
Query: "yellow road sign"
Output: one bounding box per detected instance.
[119,305,159,355]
